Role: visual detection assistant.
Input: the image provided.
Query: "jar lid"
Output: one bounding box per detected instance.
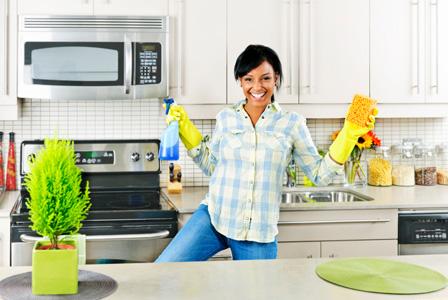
[414,145,436,157]
[374,146,391,156]
[391,144,413,153]
[436,143,448,153]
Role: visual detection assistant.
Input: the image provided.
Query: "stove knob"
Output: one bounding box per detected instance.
[145,152,155,161]
[131,152,140,162]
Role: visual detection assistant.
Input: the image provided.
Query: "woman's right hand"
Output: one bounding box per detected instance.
[166,104,203,150]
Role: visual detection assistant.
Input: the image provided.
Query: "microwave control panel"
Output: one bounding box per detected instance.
[399,213,448,243]
[134,42,162,85]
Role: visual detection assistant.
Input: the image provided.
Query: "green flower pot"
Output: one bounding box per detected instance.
[32,240,78,295]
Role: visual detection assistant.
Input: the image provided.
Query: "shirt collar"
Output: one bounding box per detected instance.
[233,99,282,113]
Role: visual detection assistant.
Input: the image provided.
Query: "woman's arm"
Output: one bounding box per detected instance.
[292,116,343,186]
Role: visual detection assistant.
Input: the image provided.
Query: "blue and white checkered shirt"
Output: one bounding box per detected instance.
[188,100,343,243]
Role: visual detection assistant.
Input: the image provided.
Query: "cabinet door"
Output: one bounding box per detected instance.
[426,0,448,103]
[168,0,226,104]
[278,241,320,259]
[371,0,425,103]
[321,240,398,258]
[93,0,168,15]
[298,0,369,104]
[18,0,93,15]
[0,0,6,97]
[227,0,299,104]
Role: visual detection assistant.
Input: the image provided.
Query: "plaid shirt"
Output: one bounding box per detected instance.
[188,100,343,243]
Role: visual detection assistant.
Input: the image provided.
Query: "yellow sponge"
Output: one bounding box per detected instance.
[346,94,377,127]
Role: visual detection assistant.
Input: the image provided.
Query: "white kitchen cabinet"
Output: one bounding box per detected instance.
[168,0,227,105]
[371,0,448,104]
[0,0,19,120]
[277,241,320,259]
[0,216,9,266]
[18,0,167,16]
[321,240,398,258]
[227,0,299,104]
[298,0,369,104]
[277,208,398,258]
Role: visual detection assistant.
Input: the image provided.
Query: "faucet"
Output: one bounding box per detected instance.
[286,160,297,187]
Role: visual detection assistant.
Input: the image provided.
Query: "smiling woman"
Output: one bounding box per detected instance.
[155,44,377,263]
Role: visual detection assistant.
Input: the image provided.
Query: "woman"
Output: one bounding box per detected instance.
[155,45,376,262]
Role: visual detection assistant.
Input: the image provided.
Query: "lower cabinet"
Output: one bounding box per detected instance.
[179,208,399,260]
[277,208,398,259]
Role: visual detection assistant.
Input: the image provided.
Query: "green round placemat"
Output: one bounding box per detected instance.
[315,258,448,294]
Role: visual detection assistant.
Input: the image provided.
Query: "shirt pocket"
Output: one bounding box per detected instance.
[260,131,289,167]
[220,129,245,161]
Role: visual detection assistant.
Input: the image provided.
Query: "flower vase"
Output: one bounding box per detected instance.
[344,158,367,188]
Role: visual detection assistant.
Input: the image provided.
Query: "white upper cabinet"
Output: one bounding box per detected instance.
[18,0,93,15]
[1,0,19,120]
[168,0,227,104]
[298,0,369,104]
[371,0,425,103]
[18,0,167,16]
[426,0,448,103]
[227,0,299,104]
[371,0,448,104]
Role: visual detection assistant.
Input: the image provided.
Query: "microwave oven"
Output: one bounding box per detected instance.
[18,15,169,100]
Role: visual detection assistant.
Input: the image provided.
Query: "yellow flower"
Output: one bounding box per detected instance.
[356,133,373,150]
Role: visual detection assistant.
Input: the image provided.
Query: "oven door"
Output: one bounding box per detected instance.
[11,221,174,266]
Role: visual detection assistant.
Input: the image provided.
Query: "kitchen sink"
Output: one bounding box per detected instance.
[281,190,374,204]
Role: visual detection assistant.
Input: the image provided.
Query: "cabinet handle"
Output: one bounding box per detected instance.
[278,219,391,225]
[176,0,185,96]
[20,231,170,243]
[301,0,312,94]
[124,39,132,95]
[410,0,421,95]
[306,255,313,258]
[282,0,294,94]
[430,0,439,95]
[329,254,335,258]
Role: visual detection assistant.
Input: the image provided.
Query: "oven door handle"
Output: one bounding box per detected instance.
[20,230,170,243]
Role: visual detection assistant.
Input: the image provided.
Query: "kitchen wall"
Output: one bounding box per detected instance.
[1,99,447,188]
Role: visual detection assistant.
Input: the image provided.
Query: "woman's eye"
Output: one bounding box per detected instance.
[263,77,272,81]
[244,78,252,82]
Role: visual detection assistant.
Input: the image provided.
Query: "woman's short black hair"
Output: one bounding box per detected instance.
[233,44,283,88]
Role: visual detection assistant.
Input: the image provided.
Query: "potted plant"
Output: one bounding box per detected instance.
[24,138,91,295]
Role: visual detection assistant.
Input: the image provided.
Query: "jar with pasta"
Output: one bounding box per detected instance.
[368,146,392,186]
[391,144,415,186]
[414,145,437,186]
[436,144,448,185]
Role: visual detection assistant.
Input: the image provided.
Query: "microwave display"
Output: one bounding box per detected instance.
[134,42,162,85]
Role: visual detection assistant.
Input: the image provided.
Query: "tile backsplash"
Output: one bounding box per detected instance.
[1,99,448,188]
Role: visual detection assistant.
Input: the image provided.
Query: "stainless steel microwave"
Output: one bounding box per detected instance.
[18,15,169,100]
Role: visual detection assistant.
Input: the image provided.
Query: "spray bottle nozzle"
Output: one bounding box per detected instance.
[163,98,176,115]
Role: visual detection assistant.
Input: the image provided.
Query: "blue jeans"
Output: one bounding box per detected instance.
[155,204,277,262]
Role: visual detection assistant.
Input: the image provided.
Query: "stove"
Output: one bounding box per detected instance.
[10,139,177,266]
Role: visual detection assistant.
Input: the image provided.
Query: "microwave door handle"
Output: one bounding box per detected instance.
[124,41,132,94]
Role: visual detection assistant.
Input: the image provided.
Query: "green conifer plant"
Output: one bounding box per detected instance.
[24,138,91,249]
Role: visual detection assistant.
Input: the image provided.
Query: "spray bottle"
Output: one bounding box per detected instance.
[159,98,180,160]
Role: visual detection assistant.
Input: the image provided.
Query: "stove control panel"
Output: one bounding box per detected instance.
[399,213,448,243]
[21,140,160,174]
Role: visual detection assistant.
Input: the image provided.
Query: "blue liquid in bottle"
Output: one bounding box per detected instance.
[159,98,180,160]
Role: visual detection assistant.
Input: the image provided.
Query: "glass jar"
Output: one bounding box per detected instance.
[436,144,448,185]
[391,145,415,186]
[368,146,392,186]
[414,145,437,186]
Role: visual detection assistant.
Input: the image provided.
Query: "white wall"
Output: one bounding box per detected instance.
[0,99,447,187]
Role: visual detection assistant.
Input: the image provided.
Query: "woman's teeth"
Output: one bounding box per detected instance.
[251,92,265,100]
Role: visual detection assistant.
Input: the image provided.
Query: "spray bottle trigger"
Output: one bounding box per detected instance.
[163,98,176,115]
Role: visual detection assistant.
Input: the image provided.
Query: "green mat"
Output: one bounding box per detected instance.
[315,258,448,294]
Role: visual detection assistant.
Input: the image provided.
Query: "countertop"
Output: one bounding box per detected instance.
[1,255,448,299]
[163,185,448,213]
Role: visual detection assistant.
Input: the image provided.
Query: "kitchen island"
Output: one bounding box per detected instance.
[0,255,447,299]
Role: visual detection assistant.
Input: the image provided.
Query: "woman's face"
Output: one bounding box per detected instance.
[240,61,278,109]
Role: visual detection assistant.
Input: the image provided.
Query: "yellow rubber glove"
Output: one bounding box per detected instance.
[329,107,378,164]
[167,105,203,150]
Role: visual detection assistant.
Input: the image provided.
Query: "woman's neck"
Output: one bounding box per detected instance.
[243,102,268,126]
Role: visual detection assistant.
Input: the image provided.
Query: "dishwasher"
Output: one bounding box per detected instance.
[399,211,448,255]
